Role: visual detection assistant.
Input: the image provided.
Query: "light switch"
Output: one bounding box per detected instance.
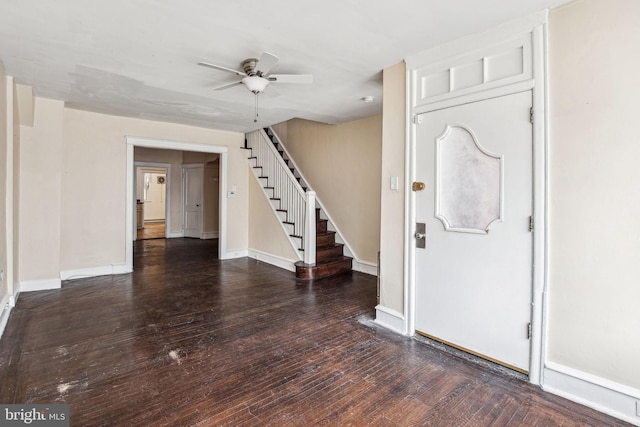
[390,176,399,191]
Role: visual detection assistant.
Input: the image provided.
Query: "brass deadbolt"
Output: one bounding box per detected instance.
[412,181,426,191]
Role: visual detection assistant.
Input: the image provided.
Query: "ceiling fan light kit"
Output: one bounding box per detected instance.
[242,75,269,94]
[198,51,313,123]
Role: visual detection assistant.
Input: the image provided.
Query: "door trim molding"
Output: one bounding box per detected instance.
[404,11,549,385]
[125,137,229,270]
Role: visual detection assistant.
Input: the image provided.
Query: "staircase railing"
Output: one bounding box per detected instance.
[246,129,316,265]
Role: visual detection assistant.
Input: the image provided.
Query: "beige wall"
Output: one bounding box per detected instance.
[248,169,299,261]
[379,62,406,313]
[59,108,246,271]
[18,97,64,283]
[547,0,640,389]
[277,116,382,264]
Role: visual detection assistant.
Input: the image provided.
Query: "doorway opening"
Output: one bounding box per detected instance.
[135,163,169,240]
[125,137,228,272]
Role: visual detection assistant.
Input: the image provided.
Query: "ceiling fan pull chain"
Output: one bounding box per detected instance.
[254,93,259,123]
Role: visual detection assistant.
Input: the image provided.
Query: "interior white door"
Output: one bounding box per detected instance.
[414,91,533,372]
[183,166,203,239]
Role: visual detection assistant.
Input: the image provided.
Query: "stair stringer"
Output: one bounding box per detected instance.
[266,126,377,275]
[246,152,304,265]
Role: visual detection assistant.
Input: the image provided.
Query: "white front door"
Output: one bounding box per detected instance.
[183,166,203,239]
[414,91,533,372]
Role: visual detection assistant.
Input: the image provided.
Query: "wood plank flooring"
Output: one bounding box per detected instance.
[0,238,630,426]
[136,221,166,240]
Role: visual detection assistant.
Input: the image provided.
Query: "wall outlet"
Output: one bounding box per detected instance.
[636,400,640,417]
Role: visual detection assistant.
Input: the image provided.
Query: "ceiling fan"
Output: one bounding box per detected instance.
[198,52,313,95]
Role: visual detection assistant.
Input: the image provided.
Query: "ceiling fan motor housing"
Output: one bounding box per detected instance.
[242,58,259,76]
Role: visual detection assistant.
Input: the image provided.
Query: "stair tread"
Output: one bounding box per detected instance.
[295,255,352,268]
[317,243,344,250]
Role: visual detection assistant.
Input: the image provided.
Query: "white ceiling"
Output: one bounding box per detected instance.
[0,0,570,133]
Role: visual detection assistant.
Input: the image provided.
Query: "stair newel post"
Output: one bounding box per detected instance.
[303,191,317,265]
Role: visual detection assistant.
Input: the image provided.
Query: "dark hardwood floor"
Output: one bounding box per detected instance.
[0,238,629,426]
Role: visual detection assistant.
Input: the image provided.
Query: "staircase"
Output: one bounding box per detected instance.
[245,127,352,280]
[295,207,352,280]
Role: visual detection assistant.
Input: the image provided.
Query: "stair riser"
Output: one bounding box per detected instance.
[316,233,335,246]
[295,258,352,280]
[316,246,344,261]
[316,220,328,233]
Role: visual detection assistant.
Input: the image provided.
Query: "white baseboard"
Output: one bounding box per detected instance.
[374,305,407,335]
[221,249,248,260]
[543,362,640,426]
[353,260,377,276]
[19,278,61,292]
[201,231,219,239]
[248,249,296,272]
[60,264,132,281]
[166,231,185,238]
[0,292,17,339]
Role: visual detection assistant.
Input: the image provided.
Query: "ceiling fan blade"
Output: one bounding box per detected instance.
[267,74,313,84]
[198,62,246,76]
[258,52,279,75]
[212,80,244,91]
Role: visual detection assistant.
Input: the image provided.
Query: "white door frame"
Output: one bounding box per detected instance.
[125,137,228,270]
[403,12,548,384]
[134,162,171,240]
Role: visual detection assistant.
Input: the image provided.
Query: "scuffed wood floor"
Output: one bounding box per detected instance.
[0,239,630,426]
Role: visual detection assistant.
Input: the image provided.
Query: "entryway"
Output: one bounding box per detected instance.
[414,91,533,373]
[135,164,169,240]
[125,137,229,271]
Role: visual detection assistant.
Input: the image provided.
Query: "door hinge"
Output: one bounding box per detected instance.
[527,322,532,339]
[529,107,534,125]
[413,115,423,125]
[529,215,534,232]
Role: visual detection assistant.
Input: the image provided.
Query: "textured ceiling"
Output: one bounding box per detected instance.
[0,0,570,133]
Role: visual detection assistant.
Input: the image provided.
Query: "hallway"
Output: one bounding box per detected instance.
[0,239,628,426]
